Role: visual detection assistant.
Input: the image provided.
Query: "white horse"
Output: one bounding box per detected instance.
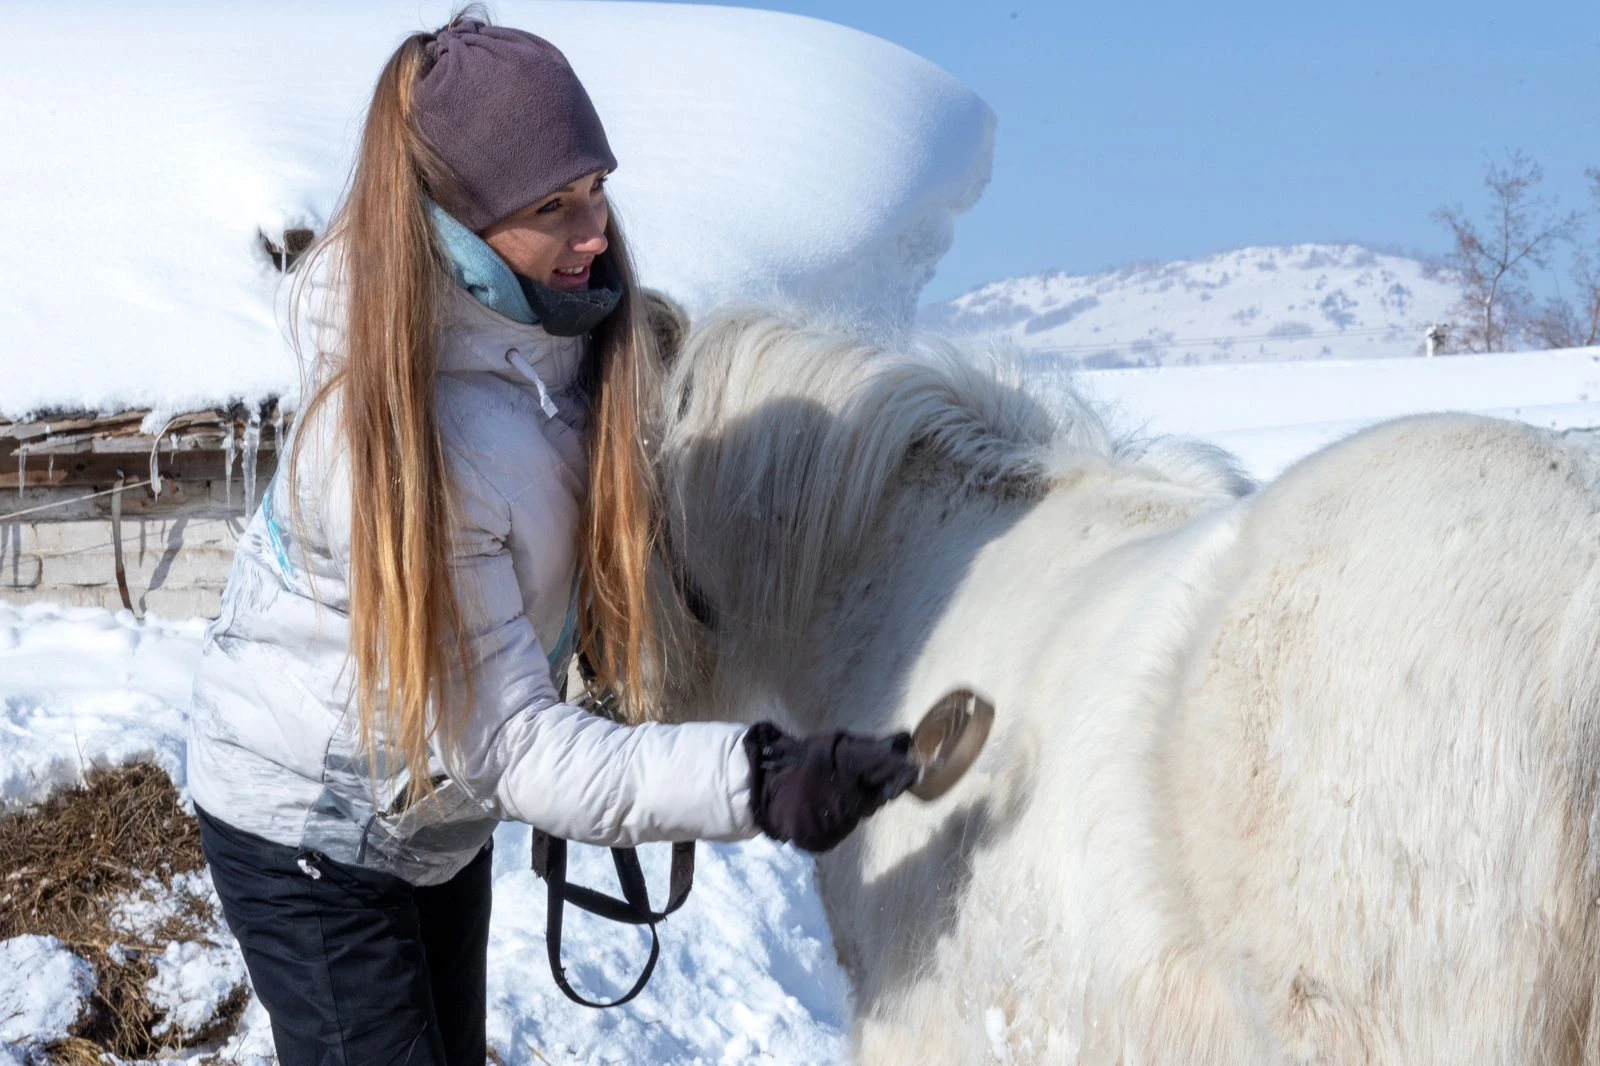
[648,307,1600,1065]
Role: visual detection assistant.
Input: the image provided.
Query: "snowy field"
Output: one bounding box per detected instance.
[5,347,1599,1064]
[1077,345,1600,481]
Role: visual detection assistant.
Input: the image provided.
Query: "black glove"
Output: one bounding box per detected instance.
[743,722,919,853]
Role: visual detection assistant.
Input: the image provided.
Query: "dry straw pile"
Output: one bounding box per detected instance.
[0,764,246,1063]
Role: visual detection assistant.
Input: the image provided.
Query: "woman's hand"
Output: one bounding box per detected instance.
[742,723,919,852]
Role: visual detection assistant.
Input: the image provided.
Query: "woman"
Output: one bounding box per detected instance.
[187,17,914,1066]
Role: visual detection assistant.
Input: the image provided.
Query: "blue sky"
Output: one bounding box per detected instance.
[690,0,1599,303]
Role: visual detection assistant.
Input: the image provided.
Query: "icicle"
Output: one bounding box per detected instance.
[46,454,53,480]
[223,422,236,508]
[243,412,261,516]
[145,415,182,501]
[16,443,26,498]
[272,407,285,447]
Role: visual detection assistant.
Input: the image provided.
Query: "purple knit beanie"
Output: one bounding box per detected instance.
[413,20,617,233]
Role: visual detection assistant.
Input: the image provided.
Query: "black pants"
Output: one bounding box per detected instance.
[197,806,492,1066]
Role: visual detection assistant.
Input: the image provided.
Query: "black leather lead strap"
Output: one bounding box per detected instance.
[532,830,696,1008]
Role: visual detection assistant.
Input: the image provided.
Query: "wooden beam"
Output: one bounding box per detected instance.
[0,468,69,490]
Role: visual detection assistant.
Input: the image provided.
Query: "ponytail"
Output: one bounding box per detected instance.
[291,23,470,793]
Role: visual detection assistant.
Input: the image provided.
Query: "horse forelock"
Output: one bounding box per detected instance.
[655,307,1134,644]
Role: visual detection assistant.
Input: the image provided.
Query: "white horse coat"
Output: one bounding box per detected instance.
[653,309,1600,1065]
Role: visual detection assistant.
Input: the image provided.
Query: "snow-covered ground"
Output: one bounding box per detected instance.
[923,244,1462,367]
[1075,345,1600,481]
[5,347,1599,1063]
[0,0,992,421]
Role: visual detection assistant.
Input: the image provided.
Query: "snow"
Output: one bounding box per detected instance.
[1073,346,1600,481]
[924,244,1463,367]
[146,939,248,1041]
[485,831,848,1064]
[0,936,95,1049]
[0,1,993,420]
[3,349,1597,1061]
[0,605,203,810]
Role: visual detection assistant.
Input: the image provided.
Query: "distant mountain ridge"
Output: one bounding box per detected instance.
[920,244,1464,367]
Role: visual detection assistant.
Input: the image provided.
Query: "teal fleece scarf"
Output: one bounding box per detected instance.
[427,201,537,324]
[428,201,623,336]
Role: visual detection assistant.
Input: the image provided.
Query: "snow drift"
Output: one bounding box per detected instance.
[0,1,994,419]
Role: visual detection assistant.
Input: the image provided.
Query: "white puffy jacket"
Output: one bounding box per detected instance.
[187,286,756,886]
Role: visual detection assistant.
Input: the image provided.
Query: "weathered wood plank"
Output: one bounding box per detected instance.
[0,468,69,490]
[0,413,146,442]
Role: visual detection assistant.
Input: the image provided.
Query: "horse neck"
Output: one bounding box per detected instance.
[753,464,1040,735]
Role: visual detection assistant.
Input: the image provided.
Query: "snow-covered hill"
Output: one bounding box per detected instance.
[922,244,1463,367]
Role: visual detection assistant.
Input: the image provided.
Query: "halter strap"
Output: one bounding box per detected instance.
[532,830,696,1008]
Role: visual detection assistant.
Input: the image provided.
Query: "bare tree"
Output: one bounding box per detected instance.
[1433,151,1578,353]
[1527,168,1600,350]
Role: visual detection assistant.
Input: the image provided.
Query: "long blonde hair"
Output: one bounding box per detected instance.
[290,15,666,794]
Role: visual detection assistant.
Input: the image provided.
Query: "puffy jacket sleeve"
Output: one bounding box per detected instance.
[438,446,759,847]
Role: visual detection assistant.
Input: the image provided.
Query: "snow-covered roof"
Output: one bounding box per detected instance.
[1,1,994,420]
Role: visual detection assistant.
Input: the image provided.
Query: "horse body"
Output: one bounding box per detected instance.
[804,462,1257,1064]
[656,310,1600,1064]
[1164,414,1600,1064]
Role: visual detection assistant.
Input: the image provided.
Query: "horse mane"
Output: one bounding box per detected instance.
[656,305,1249,647]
